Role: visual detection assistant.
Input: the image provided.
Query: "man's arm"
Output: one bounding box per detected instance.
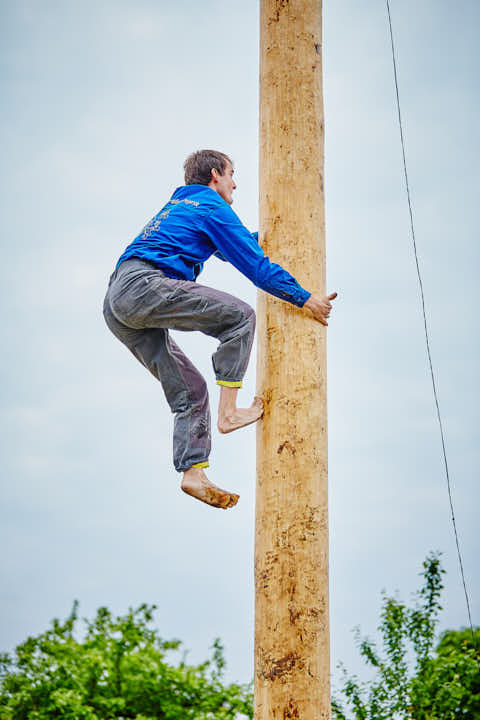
[203,206,337,321]
[202,207,311,308]
[212,231,258,263]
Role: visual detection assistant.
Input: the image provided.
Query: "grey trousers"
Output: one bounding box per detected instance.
[103,258,256,472]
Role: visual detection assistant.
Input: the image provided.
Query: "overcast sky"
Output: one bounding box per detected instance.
[1,0,478,690]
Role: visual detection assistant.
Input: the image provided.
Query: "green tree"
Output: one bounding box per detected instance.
[332,553,480,720]
[0,603,253,720]
[410,628,480,719]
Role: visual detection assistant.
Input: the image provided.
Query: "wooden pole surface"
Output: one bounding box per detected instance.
[255,0,329,718]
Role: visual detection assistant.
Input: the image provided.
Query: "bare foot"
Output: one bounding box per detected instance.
[218,396,264,434]
[181,468,239,509]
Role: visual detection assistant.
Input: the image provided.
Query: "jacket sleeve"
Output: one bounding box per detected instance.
[212,249,228,262]
[202,207,311,307]
[213,231,259,262]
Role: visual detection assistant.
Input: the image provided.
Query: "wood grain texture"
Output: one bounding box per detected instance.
[255,0,329,717]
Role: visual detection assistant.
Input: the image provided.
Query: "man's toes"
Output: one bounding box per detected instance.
[204,486,227,508]
[228,493,240,508]
[218,495,232,509]
[205,485,239,509]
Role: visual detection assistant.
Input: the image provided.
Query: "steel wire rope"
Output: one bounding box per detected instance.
[385,0,477,652]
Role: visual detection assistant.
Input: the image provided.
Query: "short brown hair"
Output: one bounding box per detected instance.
[183,149,233,185]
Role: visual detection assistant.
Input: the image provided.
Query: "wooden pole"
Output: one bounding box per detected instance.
[255,0,329,718]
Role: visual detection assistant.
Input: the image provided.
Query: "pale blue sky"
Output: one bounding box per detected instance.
[1,0,478,688]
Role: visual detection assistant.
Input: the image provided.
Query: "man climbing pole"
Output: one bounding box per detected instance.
[103,149,337,510]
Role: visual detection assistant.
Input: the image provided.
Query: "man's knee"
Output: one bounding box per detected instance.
[231,302,256,343]
[235,299,255,326]
[190,373,208,407]
[242,303,256,336]
[246,304,256,328]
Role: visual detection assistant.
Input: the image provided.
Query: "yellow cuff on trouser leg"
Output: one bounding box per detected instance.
[190,461,210,469]
[216,380,242,388]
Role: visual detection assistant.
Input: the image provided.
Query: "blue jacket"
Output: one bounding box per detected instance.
[116,184,311,307]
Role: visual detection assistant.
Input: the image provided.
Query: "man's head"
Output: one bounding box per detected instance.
[183,149,236,205]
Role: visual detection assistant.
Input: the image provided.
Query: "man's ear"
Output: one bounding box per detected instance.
[210,167,218,182]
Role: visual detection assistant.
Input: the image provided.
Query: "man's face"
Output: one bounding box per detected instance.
[211,161,236,205]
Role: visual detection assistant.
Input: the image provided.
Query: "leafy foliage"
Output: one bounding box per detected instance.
[2,558,478,719]
[332,553,480,720]
[0,603,253,720]
[409,628,480,719]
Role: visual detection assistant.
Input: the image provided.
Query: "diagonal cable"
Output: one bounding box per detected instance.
[385,0,477,651]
